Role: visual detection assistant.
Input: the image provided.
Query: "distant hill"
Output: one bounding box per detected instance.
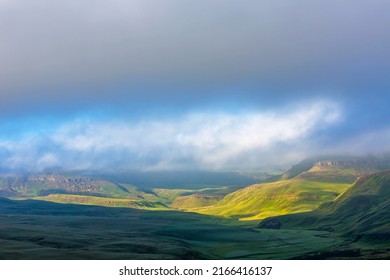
[2,156,390,222]
[0,174,137,198]
[0,173,241,211]
[1,156,389,259]
[266,155,390,183]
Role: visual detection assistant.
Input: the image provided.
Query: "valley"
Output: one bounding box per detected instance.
[0,156,389,259]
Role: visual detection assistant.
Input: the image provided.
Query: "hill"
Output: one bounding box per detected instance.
[1,157,389,259]
[196,178,350,220]
[266,155,390,182]
[0,173,240,211]
[322,170,390,241]
[0,174,137,198]
[189,156,390,220]
[2,156,390,222]
[261,170,390,240]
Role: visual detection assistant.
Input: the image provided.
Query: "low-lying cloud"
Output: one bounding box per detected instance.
[0,101,341,172]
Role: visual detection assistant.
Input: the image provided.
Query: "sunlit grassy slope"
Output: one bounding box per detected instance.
[263,170,390,242]
[184,158,390,221]
[1,158,389,259]
[195,179,350,220]
[4,156,389,223]
[31,186,232,210]
[31,194,168,210]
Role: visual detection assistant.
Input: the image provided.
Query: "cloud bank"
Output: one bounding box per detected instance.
[0,0,389,116]
[0,101,341,172]
[0,1,389,172]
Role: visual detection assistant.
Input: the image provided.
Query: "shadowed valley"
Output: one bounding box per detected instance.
[1,156,389,259]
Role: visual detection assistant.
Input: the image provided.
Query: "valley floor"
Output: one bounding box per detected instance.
[1,198,387,260]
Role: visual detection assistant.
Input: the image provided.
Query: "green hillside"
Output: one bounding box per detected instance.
[266,155,390,183]
[191,157,390,221]
[259,170,390,258]
[2,156,389,224]
[1,157,389,259]
[196,178,350,220]
[171,194,225,209]
[30,194,168,210]
[316,170,389,240]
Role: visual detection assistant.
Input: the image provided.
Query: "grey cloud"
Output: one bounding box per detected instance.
[1,0,389,115]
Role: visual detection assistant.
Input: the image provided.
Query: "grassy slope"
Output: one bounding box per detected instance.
[196,179,350,220]
[30,194,168,210]
[265,155,390,182]
[3,157,387,218]
[25,185,236,211]
[315,170,390,240]
[259,170,390,258]
[171,194,224,209]
[260,171,390,259]
[191,159,388,221]
[1,159,389,259]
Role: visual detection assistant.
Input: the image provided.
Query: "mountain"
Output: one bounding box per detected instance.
[266,155,390,182]
[1,156,390,221]
[1,156,389,259]
[0,174,137,198]
[0,173,238,210]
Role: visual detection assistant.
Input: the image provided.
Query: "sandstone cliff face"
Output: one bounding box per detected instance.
[0,174,121,197]
[314,159,387,168]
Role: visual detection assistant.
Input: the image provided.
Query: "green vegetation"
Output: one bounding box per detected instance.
[261,170,390,235]
[171,194,224,209]
[31,194,168,210]
[191,158,390,221]
[260,170,390,258]
[0,198,343,260]
[196,179,350,220]
[1,156,390,259]
[0,174,138,198]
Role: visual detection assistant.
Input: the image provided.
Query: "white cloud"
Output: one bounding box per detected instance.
[0,100,342,171]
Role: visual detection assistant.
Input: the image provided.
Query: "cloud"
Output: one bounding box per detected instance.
[0,100,341,172]
[0,0,389,116]
[0,1,388,171]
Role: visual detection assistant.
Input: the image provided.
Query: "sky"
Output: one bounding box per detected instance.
[0,0,390,172]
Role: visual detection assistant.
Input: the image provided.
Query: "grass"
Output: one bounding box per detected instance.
[0,198,345,260]
[1,158,390,259]
[18,165,354,222]
[195,178,351,220]
[258,171,390,258]
[26,186,234,211]
[30,194,168,210]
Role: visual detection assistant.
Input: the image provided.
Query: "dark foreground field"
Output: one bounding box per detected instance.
[0,198,387,260]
